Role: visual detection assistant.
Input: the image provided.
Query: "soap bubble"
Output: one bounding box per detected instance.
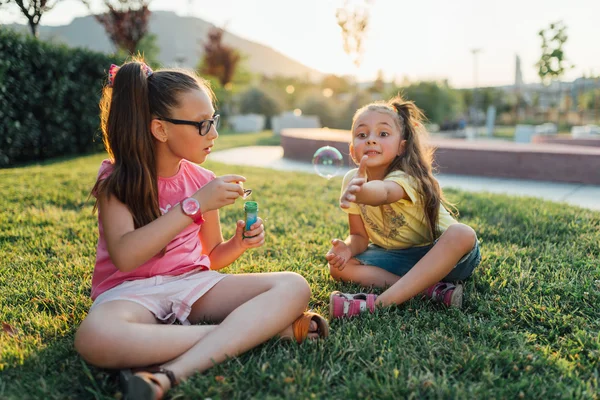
[312,146,343,179]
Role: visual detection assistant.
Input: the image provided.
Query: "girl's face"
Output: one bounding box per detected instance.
[158,88,218,164]
[351,110,405,172]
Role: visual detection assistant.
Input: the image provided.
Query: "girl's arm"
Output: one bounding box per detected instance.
[326,213,370,270]
[99,193,196,273]
[199,210,244,270]
[345,213,370,256]
[100,174,245,273]
[200,210,265,271]
[354,180,408,207]
[341,157,408,208]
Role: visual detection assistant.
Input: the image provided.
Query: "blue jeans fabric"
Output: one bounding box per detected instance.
[353,239,481,282]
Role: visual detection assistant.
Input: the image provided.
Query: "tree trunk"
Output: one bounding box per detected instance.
[554,83,559,130]
[28,19,38,37]
[595,89,599,124]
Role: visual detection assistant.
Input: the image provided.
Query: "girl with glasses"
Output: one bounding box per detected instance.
[74,59,328,400]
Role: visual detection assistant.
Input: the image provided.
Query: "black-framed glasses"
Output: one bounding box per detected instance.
[156,114,220,136]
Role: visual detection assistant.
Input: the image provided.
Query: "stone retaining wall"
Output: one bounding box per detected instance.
[532,134,600,147]
[281,128,600,185]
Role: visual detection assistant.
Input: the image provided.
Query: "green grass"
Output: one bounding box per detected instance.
[491,126,515,139]
[491,125,572,139]
[215,129,280,151]
[1,131,599,399]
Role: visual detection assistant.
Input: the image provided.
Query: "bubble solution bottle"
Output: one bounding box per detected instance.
[244,201,258,238]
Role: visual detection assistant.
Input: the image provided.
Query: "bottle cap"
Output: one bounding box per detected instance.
[244,201,258,212]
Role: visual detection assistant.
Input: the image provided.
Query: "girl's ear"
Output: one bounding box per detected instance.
[398,139,407,156]
[150,118,168,143]
[349,143,358,164]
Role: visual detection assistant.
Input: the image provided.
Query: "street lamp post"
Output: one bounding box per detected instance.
[471,48,482,135]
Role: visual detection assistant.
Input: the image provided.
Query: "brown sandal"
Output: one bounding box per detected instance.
[291,311,330,343]
[120,366,178,400]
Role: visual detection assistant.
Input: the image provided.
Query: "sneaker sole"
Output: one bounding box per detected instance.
[329,291,343,320]
[450,284,464,308]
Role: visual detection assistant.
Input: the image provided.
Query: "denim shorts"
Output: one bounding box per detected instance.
[354,238,481,282]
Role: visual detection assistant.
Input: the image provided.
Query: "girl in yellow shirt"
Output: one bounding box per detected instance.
[326,96,481,318]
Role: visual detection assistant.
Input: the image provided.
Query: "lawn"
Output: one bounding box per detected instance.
[0,131,599,399]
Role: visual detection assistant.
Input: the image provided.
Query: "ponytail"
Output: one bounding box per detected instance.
[390,97,455,241]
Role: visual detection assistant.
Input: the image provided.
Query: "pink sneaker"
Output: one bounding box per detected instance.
[329,291,378,319]
[423,282,463,308]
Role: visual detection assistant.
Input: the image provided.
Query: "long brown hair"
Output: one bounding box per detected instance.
[352,95,455,241]
[92,57,214,229]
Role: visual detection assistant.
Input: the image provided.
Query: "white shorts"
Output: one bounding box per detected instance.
[90,269,227,325]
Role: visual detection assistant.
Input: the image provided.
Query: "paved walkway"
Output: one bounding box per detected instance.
[211,146,600,211]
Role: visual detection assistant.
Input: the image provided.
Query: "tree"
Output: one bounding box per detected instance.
[536,21,573,127]
[394,81,463,125]
[321,74,352,94]
[197,27,242,124]
[579,88,600,111]
[300,95,338,128]
[369,69,385,94]
[199,27,241,88]
[83,0,152,55]
[536,21,571,85]
[135,32,160,66]
[238,87,281,128]
[6,0,61,37]
[336,0,371,69]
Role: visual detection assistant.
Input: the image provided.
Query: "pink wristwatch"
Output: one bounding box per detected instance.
[181,197,205,225]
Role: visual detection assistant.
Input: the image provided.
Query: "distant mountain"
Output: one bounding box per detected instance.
[6,11,324,81]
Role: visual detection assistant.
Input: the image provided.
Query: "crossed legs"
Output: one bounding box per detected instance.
[330,223,477,307]
[75,272,312,390]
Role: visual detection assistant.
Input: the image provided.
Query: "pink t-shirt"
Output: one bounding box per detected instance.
[91,159,216,300]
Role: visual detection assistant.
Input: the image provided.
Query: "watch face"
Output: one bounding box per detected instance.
[182,198,199,215]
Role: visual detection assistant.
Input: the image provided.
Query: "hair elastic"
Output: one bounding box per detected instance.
[107,63,154,87]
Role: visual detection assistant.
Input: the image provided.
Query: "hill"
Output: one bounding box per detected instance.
[6,11,324,80]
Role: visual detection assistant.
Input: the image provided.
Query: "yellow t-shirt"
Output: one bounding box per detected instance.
[341,169,457,249]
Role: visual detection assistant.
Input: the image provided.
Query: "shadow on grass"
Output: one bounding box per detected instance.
[0,150,105,171]
[1,286,598,399]
[0,335,119,400]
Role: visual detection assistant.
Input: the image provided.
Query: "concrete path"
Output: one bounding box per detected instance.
[211,146,600,211]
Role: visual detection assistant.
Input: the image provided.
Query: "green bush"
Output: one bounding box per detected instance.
[299,94,338,129]
[238,87,282,128]
[0,29,123,167]
[388,81,464,124]
[336,91,377,130]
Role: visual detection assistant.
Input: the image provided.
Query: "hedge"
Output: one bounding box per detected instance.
[0,29,123,167]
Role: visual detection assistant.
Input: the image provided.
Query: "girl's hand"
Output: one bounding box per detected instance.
[325,239,352,271]
[193,174,245,213]
[234,218,265,249]
[340,156,368,209]
[340,177,365,208]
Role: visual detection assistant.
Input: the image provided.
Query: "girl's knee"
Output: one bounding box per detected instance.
[329,259,358,281]
[74,315,113,367]
[74,309,130,368]
[278,271,311,300]
[446,223,477,252]
[329,263,342,281]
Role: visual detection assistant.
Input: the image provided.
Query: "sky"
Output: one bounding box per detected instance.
[1,0,598,88]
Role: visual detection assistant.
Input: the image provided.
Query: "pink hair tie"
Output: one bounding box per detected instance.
[107,64,120,87]
[141,63,154,78]
[107,63,154,87]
